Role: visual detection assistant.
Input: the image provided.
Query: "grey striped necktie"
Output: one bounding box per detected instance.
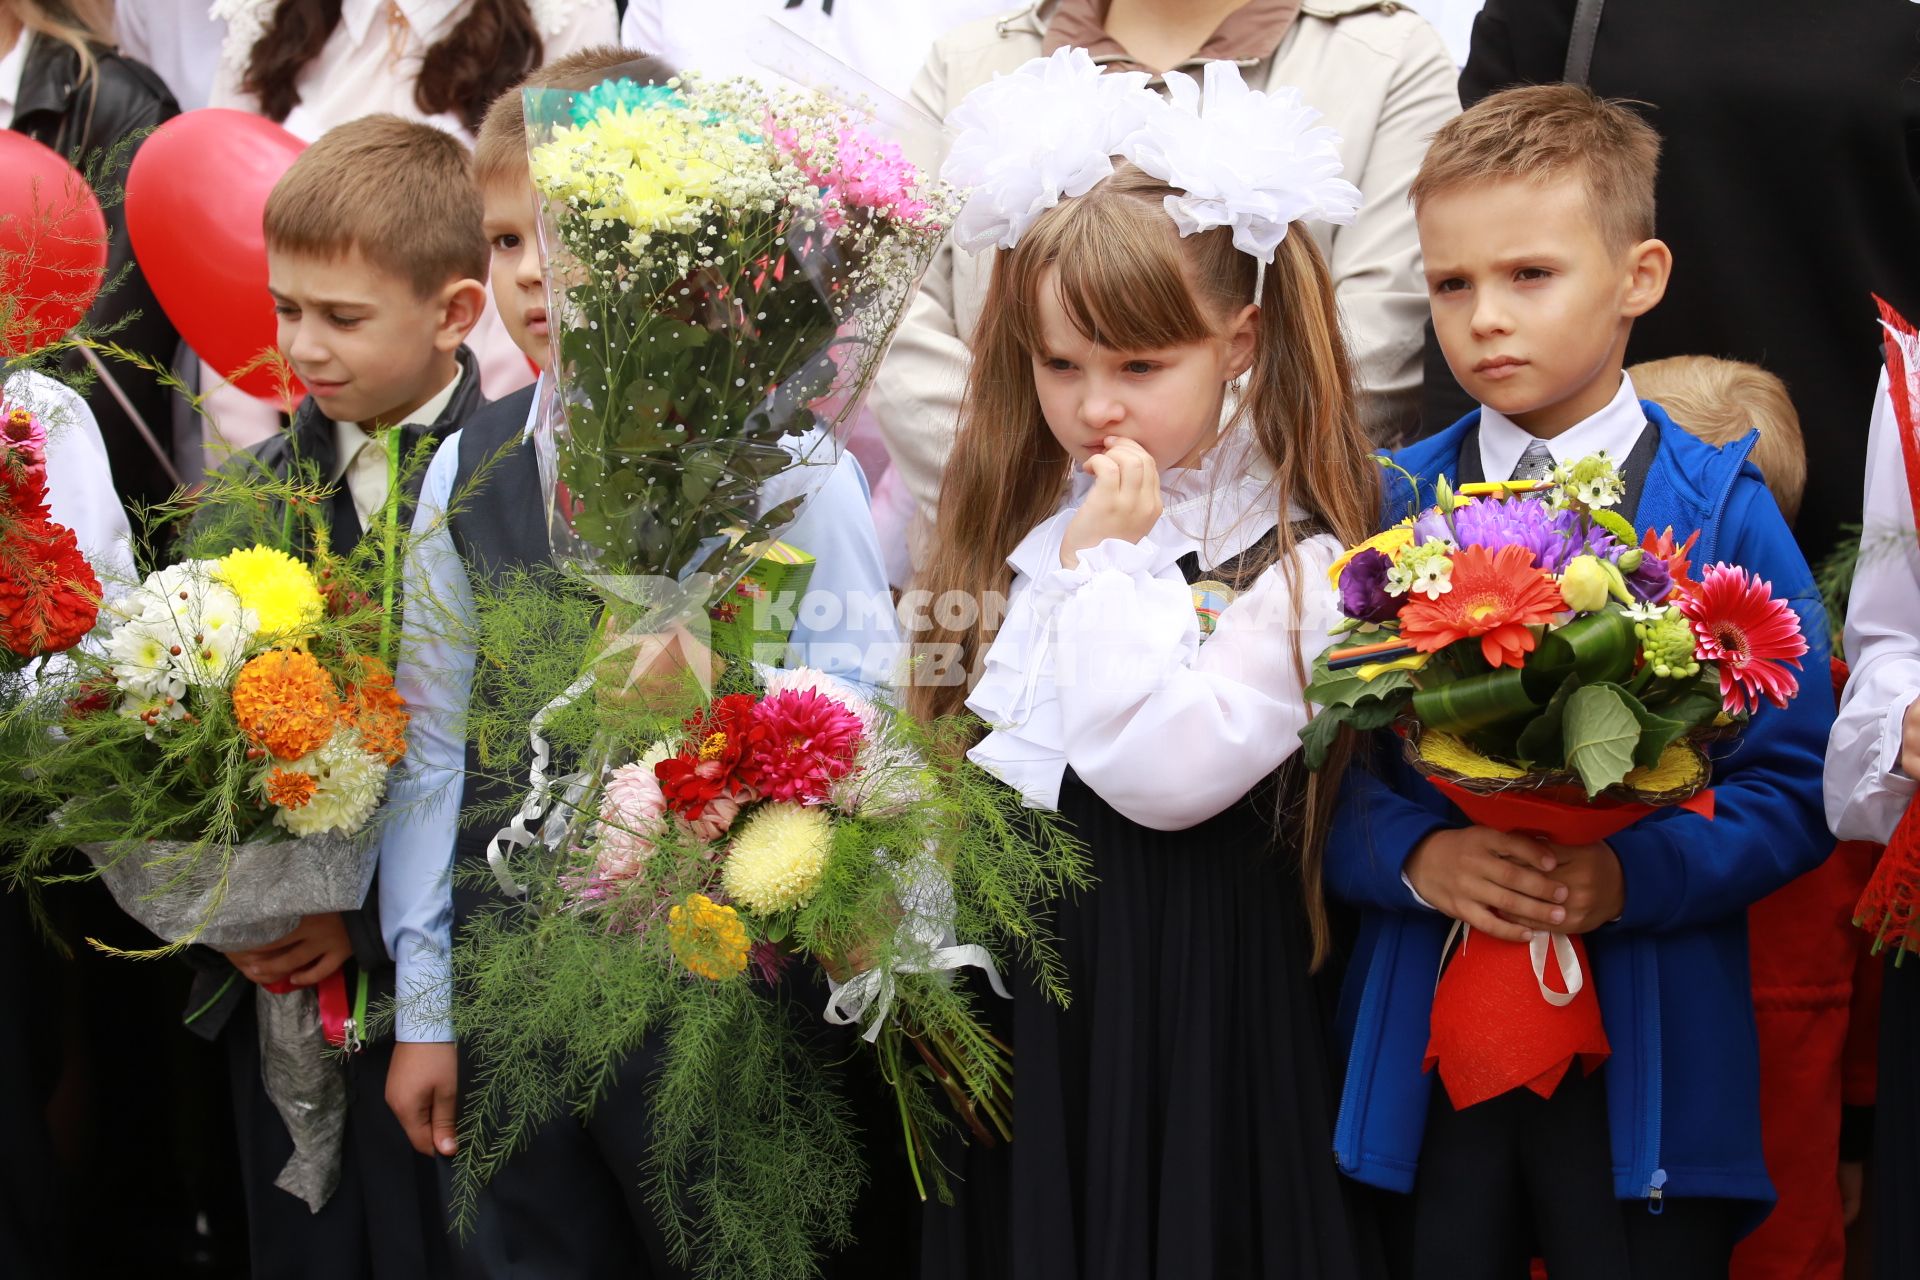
[1510,440,1556,482]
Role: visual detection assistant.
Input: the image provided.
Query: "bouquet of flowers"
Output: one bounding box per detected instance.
[435,65,1086,1280]
[11,493,409,1210]
[525,63,950,598]
[1305,453,1808,1108]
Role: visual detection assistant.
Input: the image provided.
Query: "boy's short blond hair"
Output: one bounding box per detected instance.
[1632,355,1806,524]
[264,114,486,297]
[473,46,677,191]
[1411,83,1662,253]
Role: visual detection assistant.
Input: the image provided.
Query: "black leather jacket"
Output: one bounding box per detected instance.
[10,36,180,525]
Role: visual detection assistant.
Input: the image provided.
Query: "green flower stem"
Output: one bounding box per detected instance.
[379,427,401,663]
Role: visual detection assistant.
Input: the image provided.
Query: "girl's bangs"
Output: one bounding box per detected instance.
[1009,199,1218,355]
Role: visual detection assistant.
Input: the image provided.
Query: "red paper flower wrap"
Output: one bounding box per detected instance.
[1422,777,1715,1110]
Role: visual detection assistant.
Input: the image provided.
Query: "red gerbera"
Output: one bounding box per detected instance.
[1641,526,1700,593]
[1675,562,1806,716]
[738,687,865,803]
[0,516,100,658]
[1398,543,1565,669]
[655,693,758,820]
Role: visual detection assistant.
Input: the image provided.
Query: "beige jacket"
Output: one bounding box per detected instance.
[871,0,1460,571]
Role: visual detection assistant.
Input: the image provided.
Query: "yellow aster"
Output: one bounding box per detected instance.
[213,545,323,639]
[667,892,750,980]
[720,802,833,915]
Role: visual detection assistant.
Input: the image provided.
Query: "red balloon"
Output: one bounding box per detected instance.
[126,109,306,403]
[0,132,109,357]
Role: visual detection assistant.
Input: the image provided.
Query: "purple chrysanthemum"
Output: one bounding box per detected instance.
[1450,499,1580,572]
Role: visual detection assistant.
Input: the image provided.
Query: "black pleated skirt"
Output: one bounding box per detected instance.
[921,768,1383,1280]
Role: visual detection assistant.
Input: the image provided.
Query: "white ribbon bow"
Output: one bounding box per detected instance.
[823,849,1010,1042]
[1438,919,1585,1008]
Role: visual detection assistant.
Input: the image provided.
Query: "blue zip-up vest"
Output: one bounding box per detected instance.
[1325,403,1836,1227]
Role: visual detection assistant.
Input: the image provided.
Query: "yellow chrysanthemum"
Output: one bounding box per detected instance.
[531,105,764,240]
[1326,525,1415,588]
[720,802,833,915]
[1416,729,1528,781]
[667,892,750,981]
[213,546,323,638]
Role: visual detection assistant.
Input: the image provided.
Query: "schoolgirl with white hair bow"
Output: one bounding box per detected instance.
[906,46,1386,1280]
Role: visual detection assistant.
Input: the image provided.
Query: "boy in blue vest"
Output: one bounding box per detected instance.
[1327,84,1836,1279]
[377,47,903,1276]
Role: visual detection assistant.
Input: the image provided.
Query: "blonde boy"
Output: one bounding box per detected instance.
[1329,84,1836,1279]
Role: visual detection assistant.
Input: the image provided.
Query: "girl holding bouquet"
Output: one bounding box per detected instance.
[909,51,1385,1280]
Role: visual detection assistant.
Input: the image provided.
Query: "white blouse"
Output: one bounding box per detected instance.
[967,430,1342,831]
[1827,368,1920,844]
[210,0,619,146]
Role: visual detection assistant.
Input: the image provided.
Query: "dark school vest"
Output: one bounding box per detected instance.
[1453,419,1662,525]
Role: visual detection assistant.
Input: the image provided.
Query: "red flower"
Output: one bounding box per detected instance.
[655,693,759,820]
[1675,562,1806,716]
[1641,526,1700,594]
[2,405,50,516]
[738,687,864,803]
[0,516,100,657]
[1398,543,1565,668]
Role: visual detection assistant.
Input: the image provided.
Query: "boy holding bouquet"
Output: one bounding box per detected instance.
[188,114,490,1280]
[1327,84,1835,1277]
[378,47,903,1275]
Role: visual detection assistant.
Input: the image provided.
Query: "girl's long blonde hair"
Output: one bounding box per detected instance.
[908,164,1380,966]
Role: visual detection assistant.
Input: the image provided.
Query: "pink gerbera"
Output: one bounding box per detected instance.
[739,687,864,803]
[1675,562,1807,716]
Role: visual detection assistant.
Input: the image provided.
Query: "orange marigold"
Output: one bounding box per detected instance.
[1399,543,1566,669]
[342,655,409,764]
[231,649,341,761]
[264,768,319,809]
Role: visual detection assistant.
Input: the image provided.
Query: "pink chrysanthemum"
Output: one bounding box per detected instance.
[595,762,669,880]
[739,687,864,803]
[1675,562,1807,716]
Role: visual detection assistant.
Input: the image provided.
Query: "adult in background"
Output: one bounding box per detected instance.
[869,0,1459,579]
[3,0,180,538]
[1419,0,1920,569]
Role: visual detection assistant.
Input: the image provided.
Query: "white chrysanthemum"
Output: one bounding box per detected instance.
[942,46,1156,252]
[110,561,259,688]
[1128,62,1361,263]
[272,727,390,838]
[106,618,185,701]
[763,666,879,734]
[169,582,255,687]
[720,802,833,915]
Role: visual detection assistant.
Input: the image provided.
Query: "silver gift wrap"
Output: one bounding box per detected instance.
[79,830,378,1212]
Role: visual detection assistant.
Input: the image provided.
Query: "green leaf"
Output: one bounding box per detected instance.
[1563,684,1643,796]
[1529,609,1636,696]
[1297,697,1403,770]
[1303,649,1418,709]
[1586,680,1693,770]
[1411,665,1539,735]
[1513,674,1579,768]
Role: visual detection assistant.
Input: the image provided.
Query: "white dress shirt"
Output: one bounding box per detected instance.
[0,28,27,126]
[1478,372,1648,484]
[621,0,1013,101]
[330,367,462,531]
[116,0,227,112]
[967,428,1342,830]
[1827,369,1920,844]
[380,380,900,1040]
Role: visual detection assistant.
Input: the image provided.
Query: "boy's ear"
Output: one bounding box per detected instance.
[433,277,489,351]
[1620,238,1672,320]
[1225,302,1260,380]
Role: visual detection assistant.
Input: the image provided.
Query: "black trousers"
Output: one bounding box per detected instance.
[227,992,452,1280]
[1875,958,1920,1280]
[1408,1066,1742,1280]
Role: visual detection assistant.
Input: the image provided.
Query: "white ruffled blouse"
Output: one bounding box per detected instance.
[966,431,1343,831]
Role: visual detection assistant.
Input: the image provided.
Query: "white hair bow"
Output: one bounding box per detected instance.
[940,48,1361,265]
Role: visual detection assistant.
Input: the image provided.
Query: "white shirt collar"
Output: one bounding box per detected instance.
[0,31,29,126]
[340,0,466,47]
[330,365,464,481]
[1478,373,1647,484]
